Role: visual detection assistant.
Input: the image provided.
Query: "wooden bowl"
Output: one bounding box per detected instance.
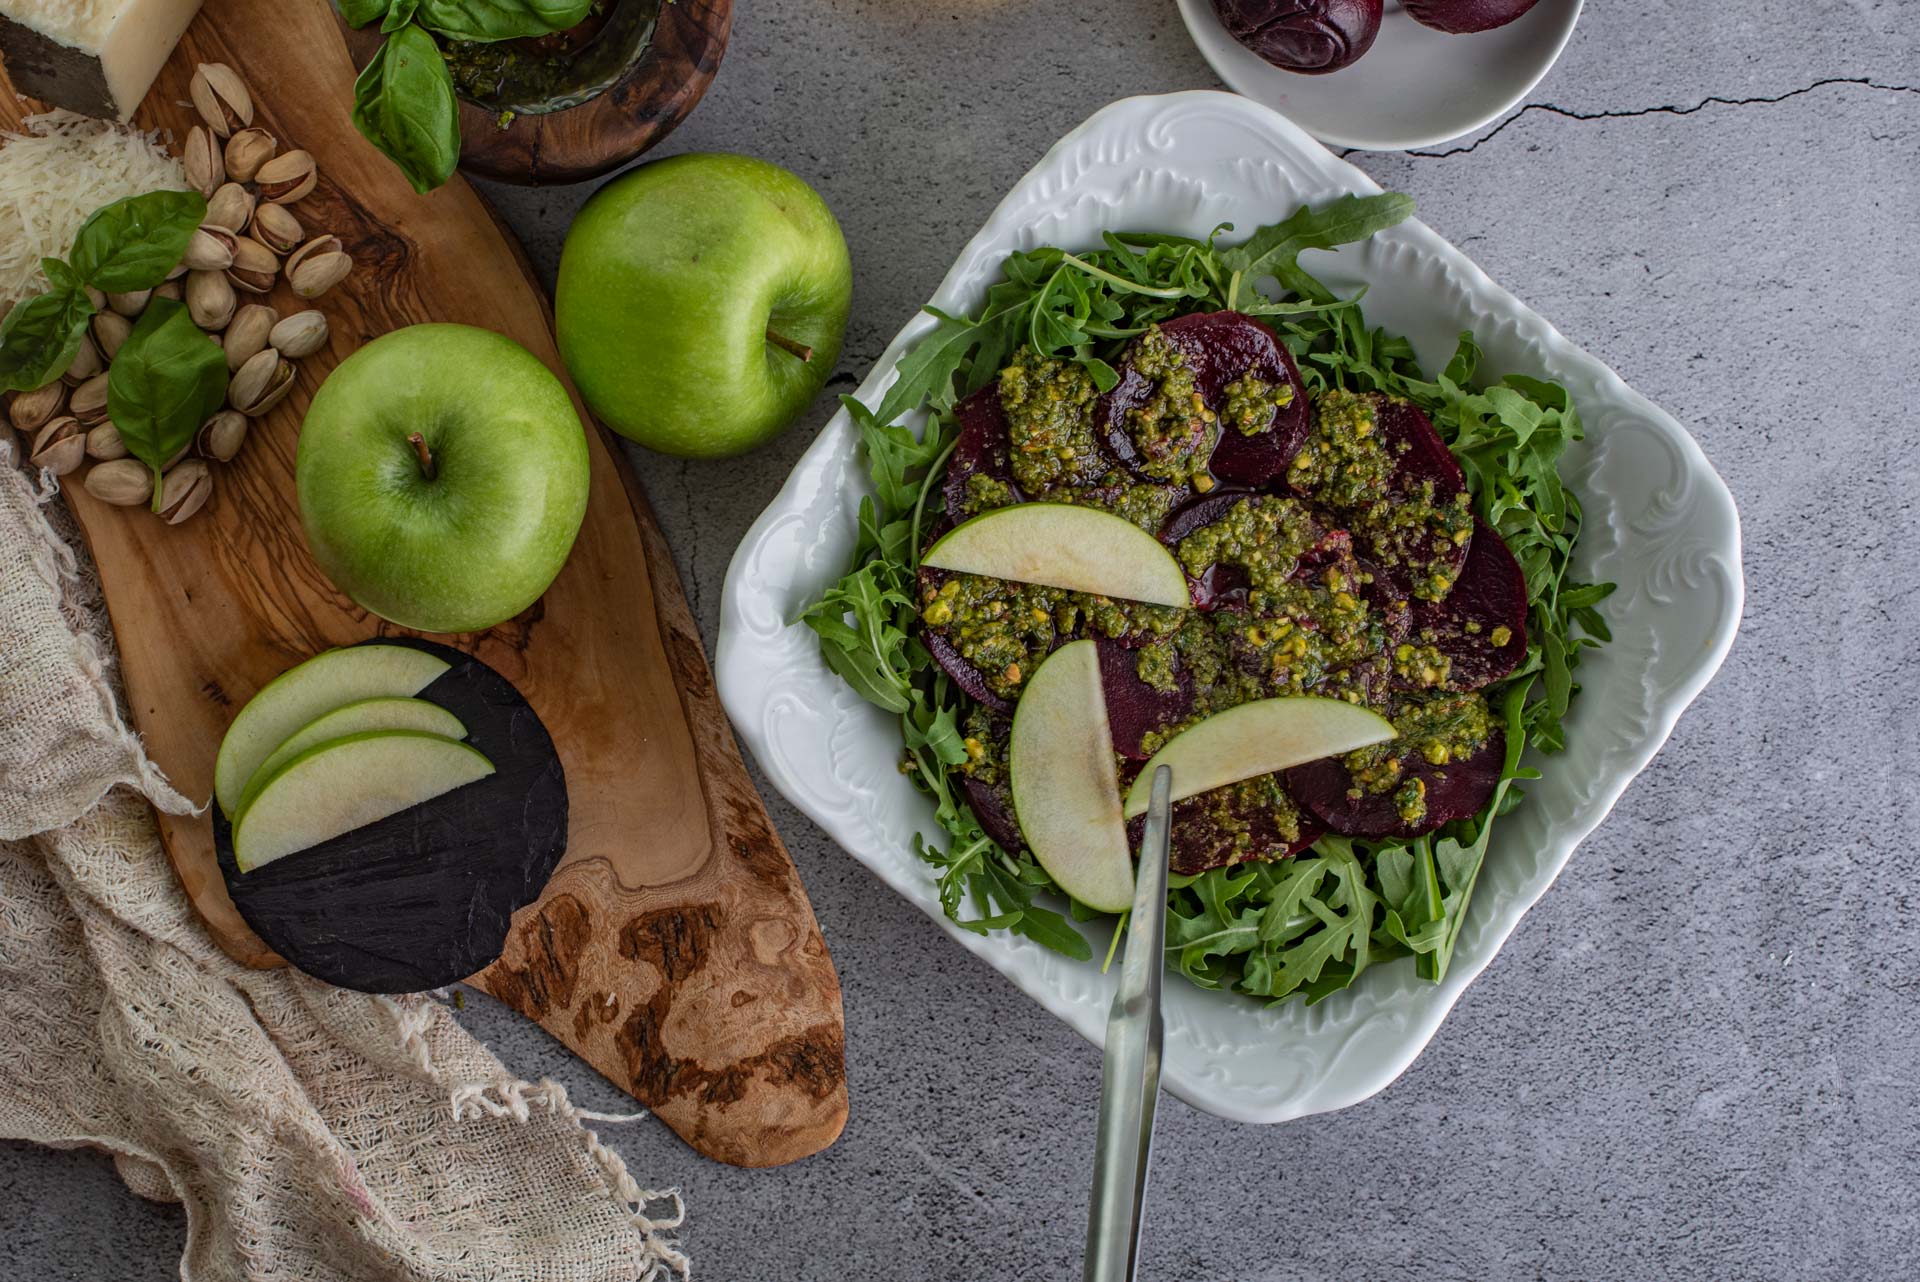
[341,0,731,187]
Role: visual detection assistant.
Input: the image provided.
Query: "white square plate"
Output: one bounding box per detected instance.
[716,91,1742,1123]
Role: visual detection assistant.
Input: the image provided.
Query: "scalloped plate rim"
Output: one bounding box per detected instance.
[715,89,1743,1124]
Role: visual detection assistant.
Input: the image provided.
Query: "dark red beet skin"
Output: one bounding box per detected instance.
[943,385,1021,528]
[1103,311,1311,488]
[1403,0,1540,34]
[1212,0,1383,74]
[1403,518,1529,693]
[962,773,1026,855]
[1097,639,1197,760]
[1286,728,1504,840]
[1127,784,1325,875]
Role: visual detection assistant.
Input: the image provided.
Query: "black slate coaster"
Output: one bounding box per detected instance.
[216,638,568,993]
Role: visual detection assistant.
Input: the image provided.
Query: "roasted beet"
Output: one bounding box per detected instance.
[1403,0,1541,34]
[1401,518,1529,693]
[925,625,1015,715]
[1286,692,1505,839]
[1212,0,1383,75]
[1097,638,1196,760]
[1128,777,1325,875]
[961,773,1025,854]
[1103,311,1311,488]
[942,384,1021,527]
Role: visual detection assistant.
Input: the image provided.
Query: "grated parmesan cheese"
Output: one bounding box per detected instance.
[0,109,184,312]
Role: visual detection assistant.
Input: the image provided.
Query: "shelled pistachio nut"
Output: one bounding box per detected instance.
[85,421,128,461]
[229,349,294,416]
[224,303,278,370]
[250,202,303,255]
[30,417,85,475]
[8,381,66,433]
[268,309,329,359]
[256,150,317,204]
[189,62,253,138]
[63,334,103,383]
[184,125,224,196]
[68,374,111,428]
[83,458,154,507]
[158,459,213,524]
[206,182,255,233]
[91,310,133,361]
[105,288,152,317]
[224,128,276,184]
[186,270,237,331]
[227,236,280,295]
[197,410,249,462]
[183,225,238,272]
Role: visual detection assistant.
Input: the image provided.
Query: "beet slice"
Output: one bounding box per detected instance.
[961,772,1025,855]
[1306,397,1470,603]
[1402,518,1529,693]
[925,627,1014,715]
[1097,638,1196,760]
[1377,398,1466,502]
[1127,777,1325,876]
[1286,727,1504,839]
[1159,492,1346,612]
[943,384,1022,526]
[1103,311,1310,488]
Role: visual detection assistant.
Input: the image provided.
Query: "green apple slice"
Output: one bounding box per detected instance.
[234,697,469,821]
[213,646,451,817]
[1122,696,1397,819]
[922,504,1190,608]
[233,730,495,873]
[1009,639,1135,913]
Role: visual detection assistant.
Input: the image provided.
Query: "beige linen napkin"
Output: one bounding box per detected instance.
[0,442,688,1281]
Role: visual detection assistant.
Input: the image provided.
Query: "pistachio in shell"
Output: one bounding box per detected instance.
[63,333,104,383]
[206,182,255,234]
[250,202,303,255]
[186,270,237,331]
[106,288,152,318]
[224,127,276,184]
[268,310,330,359]
[158,459,214,524]
[189,62,253,138]
[8,381,66,433]
[184,125,224,196]
[91,310,133,361]
[67,373,111,428]
[227,237,280,295]
[289,251,351,301]
[256,150,317,204]
[152,280,184,304]
[224,303,278,371]
[183,225,237,272]
[229,348,294,416]
[83,458,154,507]
[30,416,85,475]
[197,410,249,462]
[85,421,129,461]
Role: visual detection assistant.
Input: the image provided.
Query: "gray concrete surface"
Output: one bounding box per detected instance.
[5,2,1919,1278]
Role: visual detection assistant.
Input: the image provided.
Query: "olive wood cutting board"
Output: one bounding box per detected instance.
[0,0,846,1169]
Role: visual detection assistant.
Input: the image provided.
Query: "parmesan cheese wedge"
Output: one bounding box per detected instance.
[0,0,204,122]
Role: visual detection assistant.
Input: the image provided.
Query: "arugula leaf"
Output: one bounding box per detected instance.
[416,0,590,41]
[0,287,95,393]
[351,24,461,195]
[1220,192,1416,303]
[67,190,207,293]
[107,299,229,510]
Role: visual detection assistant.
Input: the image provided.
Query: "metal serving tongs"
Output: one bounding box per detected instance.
[1083,764,1173,1282]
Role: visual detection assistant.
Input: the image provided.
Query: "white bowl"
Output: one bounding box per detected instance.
[1174,0,1584,151]
[717,91,1741,1124]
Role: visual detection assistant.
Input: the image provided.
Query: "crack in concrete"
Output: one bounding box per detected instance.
[1400,76,1918,159]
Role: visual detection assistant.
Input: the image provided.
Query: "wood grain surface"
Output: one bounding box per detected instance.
[339,0,733,186]
[0,0,845,1169]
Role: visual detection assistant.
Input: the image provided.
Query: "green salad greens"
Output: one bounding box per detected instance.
[801,194,1613,1005]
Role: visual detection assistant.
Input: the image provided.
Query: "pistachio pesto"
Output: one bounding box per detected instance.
[1119,326,1217,486]
[1220,372,1293,437]
[999,348,1105,492]
[1340,691,1496,825]
[920,572,1182,700]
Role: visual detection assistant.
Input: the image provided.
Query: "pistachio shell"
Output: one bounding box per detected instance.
[91,310,133,361]
[186,270,237,330]
[289,251,352,300]
[249,202,303,254]
[226,236,280,294]
[206,182,255,233]
[224,127,276,184]
[184,125,224,196]
[256,149,317,204]
[63,334,103,383]
[85,421,128,461]
[183,225,237,272]
[197,410,249,462]
[189,62,253,137]
[158,459,214,524]
[268,310,329,359]
[229,348,294,416]
[83,458,154,506]
[224,303,278,370]
[67,374,111,427]
[8,381,66,433]
[152,280,184,303]
[106,288,152,317]
[30,416,85,475]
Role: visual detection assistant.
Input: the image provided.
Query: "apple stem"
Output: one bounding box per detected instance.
[407,432,437,481]
[765,327,814,363]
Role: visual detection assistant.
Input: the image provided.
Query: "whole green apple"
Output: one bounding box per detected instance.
[556,153,853,459]
[296,324,590,634]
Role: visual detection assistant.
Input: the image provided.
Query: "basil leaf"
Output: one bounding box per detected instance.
[0,287,96,392]
[41,258,83,293]
[337,0,395,27]
[351,25,461,195]
[416,0,589,41]
[108,298,229,506]
[67,190,207,292]
[382,0,422,31]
